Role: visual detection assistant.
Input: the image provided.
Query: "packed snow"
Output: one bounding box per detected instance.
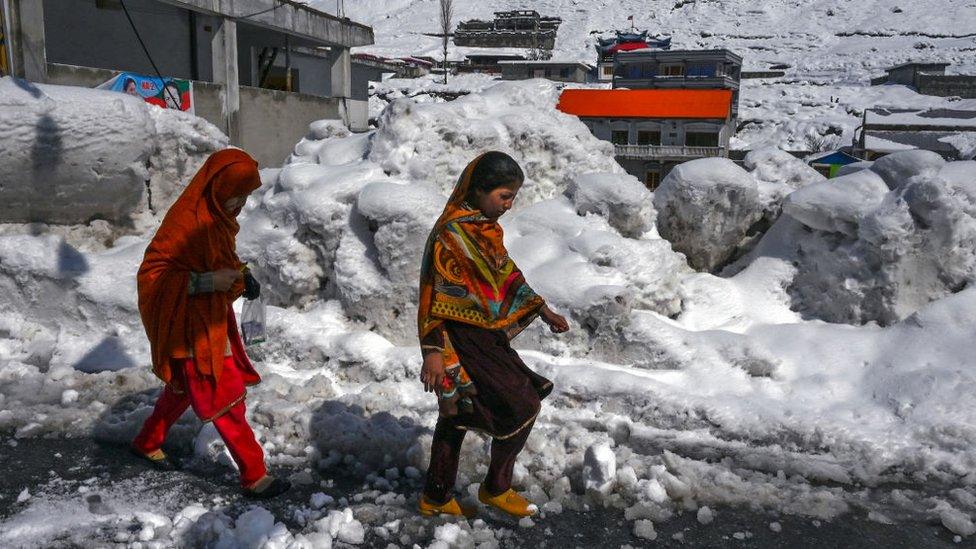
[4,38,976,549]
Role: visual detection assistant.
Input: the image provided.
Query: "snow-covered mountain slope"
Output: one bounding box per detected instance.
[311,0,976,75]
[308,0,976,149]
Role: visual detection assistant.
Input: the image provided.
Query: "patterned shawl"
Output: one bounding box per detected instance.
[417,154,544,413]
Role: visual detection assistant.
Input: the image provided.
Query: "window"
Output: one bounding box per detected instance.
[687,63,716,77]
[627,65,641,78]
[645,171,661,191]
[602,65,613,77]
[685,132,719,147]
[559,67,571,78]
[661,64,684,76]
[637,130,661,146]
[533,69,546,78]
[611,130,629,145]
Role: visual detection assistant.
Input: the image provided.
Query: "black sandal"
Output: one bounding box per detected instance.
[243,476,291,499]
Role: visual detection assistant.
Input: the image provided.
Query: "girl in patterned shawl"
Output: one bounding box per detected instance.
[417,151,570,518]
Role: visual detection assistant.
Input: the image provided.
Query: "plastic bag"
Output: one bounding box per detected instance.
[240,298,267,346]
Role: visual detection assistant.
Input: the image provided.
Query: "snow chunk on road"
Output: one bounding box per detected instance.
[583,442,616,495]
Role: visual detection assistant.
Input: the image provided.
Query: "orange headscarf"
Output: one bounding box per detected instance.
[137,149,261,384]
[418,153,543,345]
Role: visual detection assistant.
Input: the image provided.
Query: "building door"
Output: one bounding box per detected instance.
[644,170,661,191]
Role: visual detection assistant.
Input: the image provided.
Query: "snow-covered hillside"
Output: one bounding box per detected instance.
[311,0,976,149]
[312,0,976,74]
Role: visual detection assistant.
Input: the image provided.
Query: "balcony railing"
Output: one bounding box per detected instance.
[613,144,726,159]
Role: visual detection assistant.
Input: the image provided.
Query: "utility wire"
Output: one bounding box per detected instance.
[118,0,181,108]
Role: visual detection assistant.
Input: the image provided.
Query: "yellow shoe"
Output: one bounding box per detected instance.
[418,495,477,518]
[478,486,538,518]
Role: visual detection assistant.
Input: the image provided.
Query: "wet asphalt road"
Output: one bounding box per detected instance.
[0,436,969,548]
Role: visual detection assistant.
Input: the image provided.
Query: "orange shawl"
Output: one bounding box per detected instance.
[418,153,544,354]
[137,149,261,384]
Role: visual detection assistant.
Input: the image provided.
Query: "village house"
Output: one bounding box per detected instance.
[2,0,374,166]
[871,61,976,98]
[806,150,862,178]
[855,107,976,160]
[499,60,591,82]
[558,88,735,189]
[613,48,742,119]
[457,52,526,74]
[595,30,671,83]
[454,10,562,50]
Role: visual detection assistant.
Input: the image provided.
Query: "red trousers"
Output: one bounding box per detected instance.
[132,356,267,487]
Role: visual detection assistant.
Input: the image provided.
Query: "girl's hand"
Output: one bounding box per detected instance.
[540,304,570,333]
[213,268,244,292]
[420,352,446,395]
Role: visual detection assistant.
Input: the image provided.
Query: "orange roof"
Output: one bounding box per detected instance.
[557,88,732,119]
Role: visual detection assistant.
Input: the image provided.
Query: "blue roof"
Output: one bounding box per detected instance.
[807,150,861,165]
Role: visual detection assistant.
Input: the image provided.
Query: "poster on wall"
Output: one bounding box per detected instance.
[97,72,194,114]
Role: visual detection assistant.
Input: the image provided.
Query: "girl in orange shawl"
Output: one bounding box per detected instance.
[131,149,289,499]
[418,151,570,518]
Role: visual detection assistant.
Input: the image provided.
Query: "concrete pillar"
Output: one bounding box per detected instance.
[211,18,240,144]
[330,46,351,98]
[5,0,46,82]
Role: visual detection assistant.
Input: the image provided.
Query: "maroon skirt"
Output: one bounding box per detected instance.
[442,321,552,439]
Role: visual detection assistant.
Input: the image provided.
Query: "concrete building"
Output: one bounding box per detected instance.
[499,60,591,83]
[594,30,671,83]
[2,0,375,166]
[558,88,735,189]
[613,49,742,118]
[871,61,976,99]
[457,52,525,74]
[855,107,976,160]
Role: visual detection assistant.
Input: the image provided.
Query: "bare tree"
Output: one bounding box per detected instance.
[439,0,453,84]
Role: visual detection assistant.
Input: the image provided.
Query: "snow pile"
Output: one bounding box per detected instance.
[240,79,685,348]
[763,151,976,324]
[565,172,655,238]
[744,147,824,224]
[940,132,976,160]
[368,79,621,204]
[654,158,764,272]
[0,77,227,226]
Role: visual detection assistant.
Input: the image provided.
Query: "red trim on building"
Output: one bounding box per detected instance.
[557,88,733,119]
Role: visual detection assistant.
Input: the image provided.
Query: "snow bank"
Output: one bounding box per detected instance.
[240,79,688,349]
[760,152,976,325]
[368,79,622,204]
[0,77,227,226]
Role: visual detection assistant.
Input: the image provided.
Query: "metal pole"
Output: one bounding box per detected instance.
[284,34,291,92]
